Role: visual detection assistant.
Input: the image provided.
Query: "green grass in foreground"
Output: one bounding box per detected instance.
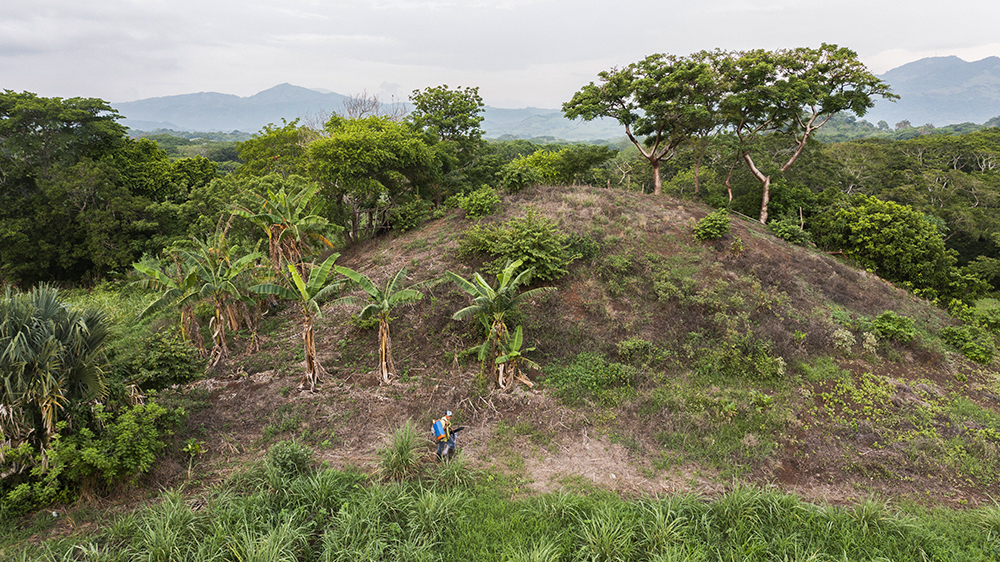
[2,453,999,562]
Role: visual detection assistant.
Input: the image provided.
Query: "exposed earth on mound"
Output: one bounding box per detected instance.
[170,364,985,510]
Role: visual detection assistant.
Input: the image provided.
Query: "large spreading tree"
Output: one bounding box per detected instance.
[715,44,897,223]
[563,53,722,195]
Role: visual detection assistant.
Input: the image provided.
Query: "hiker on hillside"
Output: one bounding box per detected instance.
[432,411,457,459]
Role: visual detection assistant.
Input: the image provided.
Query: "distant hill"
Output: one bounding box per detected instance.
[113,84,349,133]
[113,56,1000,139]
[866,56,1000,126]
[113,84,623,141]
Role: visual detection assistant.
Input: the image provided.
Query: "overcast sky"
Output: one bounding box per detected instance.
[4,0,1000,109]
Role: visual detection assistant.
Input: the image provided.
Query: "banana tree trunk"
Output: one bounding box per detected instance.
[302,310,323,392]
[377,318,395,384]
[210,304,228,366]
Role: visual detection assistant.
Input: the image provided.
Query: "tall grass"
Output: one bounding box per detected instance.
[4,465,999,562]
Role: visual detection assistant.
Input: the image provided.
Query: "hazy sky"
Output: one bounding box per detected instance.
[4,0,1000,108]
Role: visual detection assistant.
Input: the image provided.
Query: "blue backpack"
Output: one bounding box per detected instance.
[432,419,446,441]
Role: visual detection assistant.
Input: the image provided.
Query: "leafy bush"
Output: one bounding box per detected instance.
[2,401,185,514]
[497,159,545,192]
[457,185,501,219]
[767,217,810,245]
[458,208,581,281]
[940,325,996,364]
[267,440,314,477]
[107,330,206,391]
[696,333,786,381]
[391,198,431,232]
[617,338,655,365]
[693,208,730,241]
[871,311,916,343]
[544,353,637,407]
[832,328,856,355]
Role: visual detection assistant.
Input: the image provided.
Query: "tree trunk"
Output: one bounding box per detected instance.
[302,311,323,392]
[377,318,395,384]
[651,158,662,196]
[741,152,771,224]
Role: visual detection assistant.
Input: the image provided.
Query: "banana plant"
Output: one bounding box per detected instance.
[445,259,553,390]
[132,259,203,350]
[250,254,341,392]
[231,181,338,275]
[333,266,434,384]
[494,325,539,389]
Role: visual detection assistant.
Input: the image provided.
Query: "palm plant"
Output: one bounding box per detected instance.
[182,232,262,365]
[231,181,337,275]
[445,259,553,390]
[495,325,539,389]
[250,254,342,392]
[133,257,203,351]
[334,266,427,384]
[0,285,110,451]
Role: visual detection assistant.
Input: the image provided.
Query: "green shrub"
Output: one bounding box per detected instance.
[391,198,431,232]
[697,333,786,381]
[107,330,206,391]
[940,325,996,364]
[497,159,545,192]
[457,185,501,219]
[767,217,810,245]
[871,311,916,343]
[1,401,185,514]
[617,338,655,364]
[544,353,637,407]
[267,440,314,477]
[458,208,580,281]
[693,208,730,241]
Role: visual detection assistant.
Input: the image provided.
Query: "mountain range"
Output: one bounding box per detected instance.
[865,55,1000,127]
[112,56,1000,140]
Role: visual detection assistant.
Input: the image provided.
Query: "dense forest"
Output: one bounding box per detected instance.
[3,44,1000,560]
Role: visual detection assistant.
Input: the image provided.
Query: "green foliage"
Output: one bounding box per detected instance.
[0,285,110,451]
[456,185,501,218]
[811,193,984,303]
[544,352,637,407]
[767,216,811,245]
[692,208,730,240]
[616,337,656,364]
[458,208,581,281]
[236,119,310,178]
[940,325,997,364]
[871,311,916,343]
[2,401,184,514]
[106,330,206,391]
[497,158,545,192]
[391,198,431,232]
[266,440,314,477]
[408,85,485,146]
[697,332,787,381]
[377,420,423,481]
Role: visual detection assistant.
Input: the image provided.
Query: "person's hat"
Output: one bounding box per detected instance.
[446,411,453,416]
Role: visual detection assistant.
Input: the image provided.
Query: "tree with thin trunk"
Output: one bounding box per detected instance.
[250,254,342,392]
[333,266,427,384]
[715,44,897,223]
[563,53,721,195]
